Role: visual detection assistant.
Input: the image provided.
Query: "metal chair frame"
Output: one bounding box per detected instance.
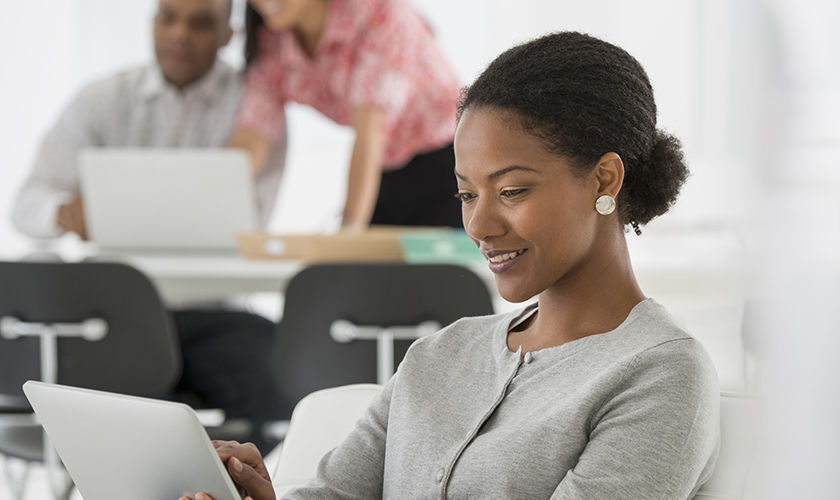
[0,261,181,500]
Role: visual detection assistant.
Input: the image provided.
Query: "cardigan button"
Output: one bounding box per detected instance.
[435,468,445,482]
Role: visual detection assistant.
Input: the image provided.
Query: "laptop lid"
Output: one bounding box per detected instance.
[22,381,241,500]
[79,148,257,253]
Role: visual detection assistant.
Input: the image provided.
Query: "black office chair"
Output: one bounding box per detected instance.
[0,261,181,500]
[271,263,495,419]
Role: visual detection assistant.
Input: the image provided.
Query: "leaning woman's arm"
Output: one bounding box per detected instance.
[229,127,273,176]
[341,106,387,230]
[551,339,721,500]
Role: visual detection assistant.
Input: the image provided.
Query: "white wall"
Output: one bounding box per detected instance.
[744,1,840,498]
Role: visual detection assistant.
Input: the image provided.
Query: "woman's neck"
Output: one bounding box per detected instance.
[294,0,328,57]
[509,230,645,353]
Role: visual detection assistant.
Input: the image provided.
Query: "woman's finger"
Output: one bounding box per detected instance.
[228,456,276,500]
[213,441,266,473]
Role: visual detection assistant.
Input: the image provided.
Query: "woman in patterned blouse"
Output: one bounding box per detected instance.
[232,0,463,230]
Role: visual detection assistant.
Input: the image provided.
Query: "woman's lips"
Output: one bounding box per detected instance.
[485,249,527,274]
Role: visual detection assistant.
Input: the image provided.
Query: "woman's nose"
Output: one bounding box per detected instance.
[464,198,505,242]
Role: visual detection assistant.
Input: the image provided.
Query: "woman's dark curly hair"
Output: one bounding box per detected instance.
[457,31,688,231]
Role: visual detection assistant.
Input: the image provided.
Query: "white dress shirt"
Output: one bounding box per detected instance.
[12,60,286,238]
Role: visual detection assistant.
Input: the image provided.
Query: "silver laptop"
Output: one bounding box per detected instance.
[22,381,241,500]
[79,148,257,254]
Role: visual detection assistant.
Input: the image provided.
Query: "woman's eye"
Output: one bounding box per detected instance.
[454,192,477,203]
[500,188,527,198]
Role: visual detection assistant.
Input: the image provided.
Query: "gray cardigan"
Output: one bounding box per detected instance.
[285,298,720,499]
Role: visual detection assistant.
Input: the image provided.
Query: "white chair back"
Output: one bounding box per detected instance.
[272,384,382,491]
[694,392,760,499]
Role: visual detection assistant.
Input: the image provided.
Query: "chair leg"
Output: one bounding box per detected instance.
[45,459,75,500]
[44,432,75,500]
[56,479,75,500]
[1,455,30,500]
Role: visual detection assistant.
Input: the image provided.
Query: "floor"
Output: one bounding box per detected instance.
[0,457,82,500]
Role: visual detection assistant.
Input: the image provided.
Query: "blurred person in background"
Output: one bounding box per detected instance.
[10,0,287,454]
[233,0,462,230]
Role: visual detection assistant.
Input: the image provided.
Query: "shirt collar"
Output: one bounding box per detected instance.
[139,59,233,102]
[492,302,539,365]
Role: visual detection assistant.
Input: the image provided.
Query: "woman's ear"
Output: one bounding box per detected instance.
[594,152,624,198]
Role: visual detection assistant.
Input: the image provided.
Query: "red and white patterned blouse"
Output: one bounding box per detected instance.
[236,0,462,170]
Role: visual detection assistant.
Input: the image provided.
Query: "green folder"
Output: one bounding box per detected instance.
[399,230,483,265]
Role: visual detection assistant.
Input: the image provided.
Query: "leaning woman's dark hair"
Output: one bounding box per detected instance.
[458,31,688,231]
[244,4,265,68]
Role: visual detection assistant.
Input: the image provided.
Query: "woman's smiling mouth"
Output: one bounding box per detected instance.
[484,249,527,273]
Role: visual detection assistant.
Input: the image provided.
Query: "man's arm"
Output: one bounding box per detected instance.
[12,88,102,239]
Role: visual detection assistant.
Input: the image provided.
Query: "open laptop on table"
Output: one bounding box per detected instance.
[79,148,257,255]
[23,381,241,500]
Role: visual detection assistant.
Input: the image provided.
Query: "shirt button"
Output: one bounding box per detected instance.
[435,468,445,482]
[524,352,534,364]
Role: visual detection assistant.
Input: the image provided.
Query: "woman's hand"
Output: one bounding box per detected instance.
[178,493,221,500]
[229,128,272,176]
[178,440,276,500]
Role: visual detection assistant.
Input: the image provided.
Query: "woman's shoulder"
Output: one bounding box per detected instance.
[622,298,693,343]
[620,300,719,391]
[602,299,719,391]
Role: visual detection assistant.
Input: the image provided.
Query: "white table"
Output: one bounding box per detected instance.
[7,238,501,305]
[96,253,305,303]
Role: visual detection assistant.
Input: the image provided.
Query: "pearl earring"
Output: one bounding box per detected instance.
[595,195,616,215]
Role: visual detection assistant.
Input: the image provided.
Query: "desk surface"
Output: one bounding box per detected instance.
[6,239,497,303]
[110,254,501,305]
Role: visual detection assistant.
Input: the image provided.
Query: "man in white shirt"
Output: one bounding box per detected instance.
[13,0,285,237]
[11,0,287,453]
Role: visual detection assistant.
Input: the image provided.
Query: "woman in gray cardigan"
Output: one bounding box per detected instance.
[185,31,720,500]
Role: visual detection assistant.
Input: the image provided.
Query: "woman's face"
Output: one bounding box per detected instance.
[248,0,312,30]
[454,107,604,303]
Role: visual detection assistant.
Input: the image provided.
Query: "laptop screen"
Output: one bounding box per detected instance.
[79,148,257,253]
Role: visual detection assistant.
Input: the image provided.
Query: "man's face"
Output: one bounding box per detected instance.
[153,0,232,89]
